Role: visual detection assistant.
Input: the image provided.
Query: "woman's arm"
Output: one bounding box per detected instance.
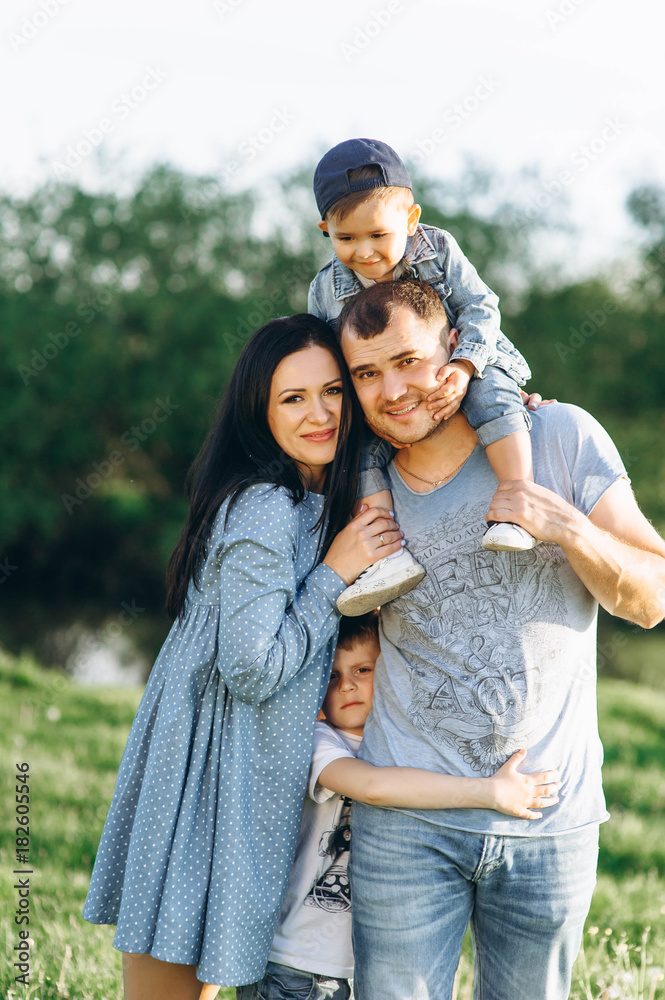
[216,488,401,704]
[318,749,560,820]
[216,487,345,705]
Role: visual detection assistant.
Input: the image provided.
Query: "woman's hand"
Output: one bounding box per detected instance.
[323,505,403,585]
[482,749,561,819]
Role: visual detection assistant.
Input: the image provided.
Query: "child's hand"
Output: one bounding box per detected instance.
[426,360,474,422]
[485,749,561,819]
[520,390,557,411]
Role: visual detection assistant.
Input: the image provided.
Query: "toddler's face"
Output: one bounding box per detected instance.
[322,637,380,736]
[320,196,420,284]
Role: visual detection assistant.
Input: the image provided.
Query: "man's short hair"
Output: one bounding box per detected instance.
[327,165,413,224]
[336,611,379,651]
[338,278,451,341]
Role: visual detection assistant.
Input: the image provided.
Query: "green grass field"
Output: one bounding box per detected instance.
[1,650,664,1000]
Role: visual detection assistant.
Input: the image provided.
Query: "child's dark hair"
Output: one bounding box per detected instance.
[336,611,380,651]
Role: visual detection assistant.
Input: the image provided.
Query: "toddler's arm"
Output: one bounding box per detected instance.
[318,747,560,820]
[440,230,503,377]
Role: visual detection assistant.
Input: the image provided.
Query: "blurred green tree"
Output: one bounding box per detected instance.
[1,165,662,661]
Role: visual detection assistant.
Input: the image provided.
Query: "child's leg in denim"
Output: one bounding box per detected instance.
[357,428,394,550]
[462,365,532,475]
[236,961,351,999]
[336,426,426,617]
[461,367,538,551]
[358,424,394,501]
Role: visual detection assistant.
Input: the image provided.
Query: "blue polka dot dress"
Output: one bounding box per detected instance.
[82,484,345,986]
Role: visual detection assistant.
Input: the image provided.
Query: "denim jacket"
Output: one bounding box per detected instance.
[308,223,531,385]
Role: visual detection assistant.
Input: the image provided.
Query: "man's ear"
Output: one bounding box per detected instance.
[448,327,459,352]
[318,220,329,235]
[406,203,422,235]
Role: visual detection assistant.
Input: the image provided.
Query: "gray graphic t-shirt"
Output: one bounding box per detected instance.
[360,403,626,836]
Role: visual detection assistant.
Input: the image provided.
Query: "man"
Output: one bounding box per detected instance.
[337,278,665,1000]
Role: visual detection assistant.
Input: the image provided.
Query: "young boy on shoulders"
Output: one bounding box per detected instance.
[309,138,539,616]
[199,614,559,1000]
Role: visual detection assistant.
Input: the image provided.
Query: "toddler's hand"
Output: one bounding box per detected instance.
[426,361,473,422]
[486,749,561,819]
[520,390,557,411]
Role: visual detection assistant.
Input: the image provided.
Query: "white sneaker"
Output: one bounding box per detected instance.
[337,548,426,617]
[482,521,541,552]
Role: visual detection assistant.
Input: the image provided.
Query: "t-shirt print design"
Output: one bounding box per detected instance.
[304,797,352,913]
[391,499,569,775]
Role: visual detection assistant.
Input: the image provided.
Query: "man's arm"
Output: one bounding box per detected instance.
[317,750,560,820]
[487,477,665,628]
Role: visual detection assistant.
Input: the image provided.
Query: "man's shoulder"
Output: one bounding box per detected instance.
[530,401,611,442]
[530,402,626,513]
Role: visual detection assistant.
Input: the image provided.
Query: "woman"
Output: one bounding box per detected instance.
[83,315,402,998]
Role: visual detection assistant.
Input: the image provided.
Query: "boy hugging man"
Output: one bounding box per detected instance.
[308,139,538,617]
[224,614,559,1000]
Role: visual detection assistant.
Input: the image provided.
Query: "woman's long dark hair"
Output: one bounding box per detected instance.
[165,314,362,620]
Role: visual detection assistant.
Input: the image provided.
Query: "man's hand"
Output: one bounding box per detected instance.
[488,478,665,628]
[486,480,580,545]
[426,359,474,422]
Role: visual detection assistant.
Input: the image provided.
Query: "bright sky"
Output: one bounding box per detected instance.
[3,0,664,269]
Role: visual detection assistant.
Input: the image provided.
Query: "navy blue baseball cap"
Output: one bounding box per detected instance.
[313,138,412,222]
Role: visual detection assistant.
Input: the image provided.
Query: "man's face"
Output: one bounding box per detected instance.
[341,305,455,444]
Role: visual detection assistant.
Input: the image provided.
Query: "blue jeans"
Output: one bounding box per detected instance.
[237,961,352,1000]
[462,364,531,446]
[350,804,599,1000]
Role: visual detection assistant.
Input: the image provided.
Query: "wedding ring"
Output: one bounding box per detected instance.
[379,534,385,545]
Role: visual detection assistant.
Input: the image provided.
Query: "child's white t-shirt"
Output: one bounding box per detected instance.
[268,721,361,979]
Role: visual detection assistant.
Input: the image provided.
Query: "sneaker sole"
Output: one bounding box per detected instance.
[337,565,426,617]
[482,536,541,552]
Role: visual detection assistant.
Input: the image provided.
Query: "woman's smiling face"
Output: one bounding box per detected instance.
[267,344,344,492]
